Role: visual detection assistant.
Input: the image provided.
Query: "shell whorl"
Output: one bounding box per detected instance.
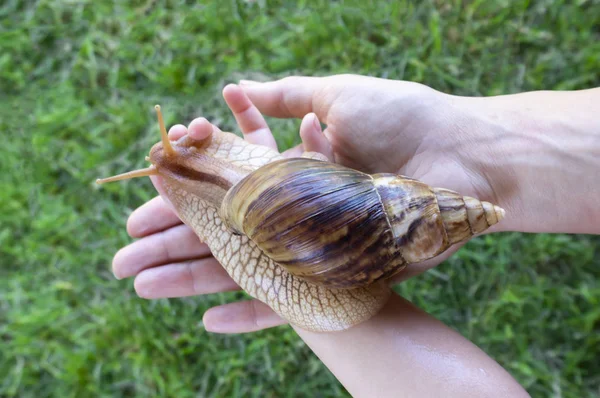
[221,158,505,290]
[373,174,505,264]
[220,158,406,289]
[435,188,505,240]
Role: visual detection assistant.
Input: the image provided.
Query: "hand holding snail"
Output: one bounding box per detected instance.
[102,90,504,332]
[105,75,598,398]
[110,75,599,333]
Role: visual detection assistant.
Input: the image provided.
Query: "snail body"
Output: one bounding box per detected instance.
[97,106,505,332]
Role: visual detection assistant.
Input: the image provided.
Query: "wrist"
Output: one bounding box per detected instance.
[294,293,529,398]
[449,90,600,234]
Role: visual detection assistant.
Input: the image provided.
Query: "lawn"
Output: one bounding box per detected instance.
[1,0,599,397]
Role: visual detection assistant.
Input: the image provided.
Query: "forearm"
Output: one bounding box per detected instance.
[453,88,600,234]
[294,293,529,398]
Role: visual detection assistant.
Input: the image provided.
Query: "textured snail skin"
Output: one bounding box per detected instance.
[130,129,503,333]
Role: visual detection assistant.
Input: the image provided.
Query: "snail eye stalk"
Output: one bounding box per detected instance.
[96,105,172,184]
[155,105,174,157]
[96,167,158,184]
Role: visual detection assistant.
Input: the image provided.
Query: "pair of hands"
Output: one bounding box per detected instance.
[111,74,584,333]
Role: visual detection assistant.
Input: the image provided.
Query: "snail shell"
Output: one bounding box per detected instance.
[220,157,504,289]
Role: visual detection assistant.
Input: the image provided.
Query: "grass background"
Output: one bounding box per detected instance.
[1,0,599,397]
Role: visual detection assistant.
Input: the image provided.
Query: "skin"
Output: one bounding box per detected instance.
[112,75,599,397]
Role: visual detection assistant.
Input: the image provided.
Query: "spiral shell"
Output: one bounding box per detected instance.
[220,158,504,289]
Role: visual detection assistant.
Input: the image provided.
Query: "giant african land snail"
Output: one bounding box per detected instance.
[97,106,505,332]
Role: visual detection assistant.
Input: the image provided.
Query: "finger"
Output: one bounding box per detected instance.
[113,224,211,279]
[203,299,287,334]
[168,124,188,140]
[299,113,334,161]
[187,117,217,141]
[239,76,328,120]
[127,196,182,238]
[222,83,278,150]
[134,257,240,298]
[282,144,304,158]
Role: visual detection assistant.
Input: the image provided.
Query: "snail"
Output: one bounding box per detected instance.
[97,106,505,332]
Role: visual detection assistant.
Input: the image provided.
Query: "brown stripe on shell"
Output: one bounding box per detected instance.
[433,188,472,244]
[221,158,406,289]
[464,197,505,234]
[373,175,449,263]
[482,201,498,225]
[464,196,490,234]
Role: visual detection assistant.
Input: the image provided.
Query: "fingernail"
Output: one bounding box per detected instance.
[202,308,229,333]
[312,113,322,132]
[239,79,261,86]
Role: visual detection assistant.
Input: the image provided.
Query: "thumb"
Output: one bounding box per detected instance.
[239,76,331,121]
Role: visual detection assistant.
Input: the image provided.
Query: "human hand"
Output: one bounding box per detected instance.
[111,76,498,332]
[240,75,600,236]
[110,78,504,334]
[112,75,599,334]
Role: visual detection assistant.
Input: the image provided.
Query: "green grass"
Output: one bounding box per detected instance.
[1,0,599,397]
